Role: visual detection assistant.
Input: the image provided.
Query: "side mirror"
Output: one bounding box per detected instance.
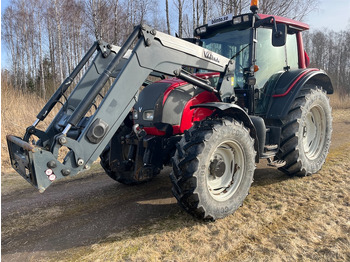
[272,24,287,47]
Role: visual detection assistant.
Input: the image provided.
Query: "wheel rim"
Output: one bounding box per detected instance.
[302,105,327,160]
[207,140,245,202]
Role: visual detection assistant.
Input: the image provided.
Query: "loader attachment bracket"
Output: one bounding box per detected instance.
[7,135,83,192]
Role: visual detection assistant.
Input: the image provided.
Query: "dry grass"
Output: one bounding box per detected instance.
[1,82,60,171]
[2,84,44,169]
[0,79,108,172]
[330,92,350,109]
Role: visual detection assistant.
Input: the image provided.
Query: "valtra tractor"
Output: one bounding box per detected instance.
[7,0,333,220]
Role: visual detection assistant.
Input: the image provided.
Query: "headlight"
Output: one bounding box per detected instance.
[233,16,242,25]
[242,15,250,22]
[143,110,154,121]
[196,26,207,35]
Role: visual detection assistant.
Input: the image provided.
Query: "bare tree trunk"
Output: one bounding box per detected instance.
[20,12,29,92]
[166,0,171,34]
[47,20,56,86]
[21,45,26,91]
[196,0,200,26]
[202,0,208,24]
[39,21,45,98]
[54,0,64,83]
[2,7,17,88]
[22,23,28,91]
[113,0,119,44]
[192,0,196,32]
[177,0,183,37]
[91,0,100,40]
[234,0,238,15]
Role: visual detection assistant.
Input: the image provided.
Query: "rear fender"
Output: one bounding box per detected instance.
[191,102,260,162]
[266,69,333,119]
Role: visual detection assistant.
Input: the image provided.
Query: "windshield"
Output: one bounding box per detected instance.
[200,28,252,88]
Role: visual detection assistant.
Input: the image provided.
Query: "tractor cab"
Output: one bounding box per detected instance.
[194,11,309,115]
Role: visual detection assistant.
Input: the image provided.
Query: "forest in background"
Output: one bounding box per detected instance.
[1,0,350,98]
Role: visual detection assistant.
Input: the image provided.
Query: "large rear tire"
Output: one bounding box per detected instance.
[170,118,256,220]
[277,86,332,176]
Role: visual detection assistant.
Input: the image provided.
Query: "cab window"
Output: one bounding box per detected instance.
[255,28,299,89]
[286,33,299,69]
[255,28,286,89]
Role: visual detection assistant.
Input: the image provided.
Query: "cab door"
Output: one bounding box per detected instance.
[254,27,299,114]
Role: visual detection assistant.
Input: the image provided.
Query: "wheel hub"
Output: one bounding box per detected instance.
[207,141,245,202]
[209,157,226,178]
[302,105,326,160]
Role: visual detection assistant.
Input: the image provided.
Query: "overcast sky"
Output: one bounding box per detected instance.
[1,0,350,68]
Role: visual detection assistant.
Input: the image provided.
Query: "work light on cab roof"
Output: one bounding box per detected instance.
[250,0,259,13]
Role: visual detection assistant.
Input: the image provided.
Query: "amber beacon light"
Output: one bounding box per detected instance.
[250,0,259,13]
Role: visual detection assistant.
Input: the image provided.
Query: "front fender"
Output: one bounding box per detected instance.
[191,102,259,162]
[266,68,333,119]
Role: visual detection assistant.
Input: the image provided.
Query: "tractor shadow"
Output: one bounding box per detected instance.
[252,162,292,188]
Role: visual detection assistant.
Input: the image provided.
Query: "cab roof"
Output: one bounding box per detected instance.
[257,14,309,31]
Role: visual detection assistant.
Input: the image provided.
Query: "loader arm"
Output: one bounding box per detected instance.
[7,24,230,192]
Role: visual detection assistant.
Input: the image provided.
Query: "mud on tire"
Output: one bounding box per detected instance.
[277,85,332,176]
[170,118,256,220]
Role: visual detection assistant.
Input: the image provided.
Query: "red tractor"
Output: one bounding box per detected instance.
[7,1,332,220]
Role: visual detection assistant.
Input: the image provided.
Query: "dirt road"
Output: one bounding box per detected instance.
[2,110,349,261]
[2,166,180,261]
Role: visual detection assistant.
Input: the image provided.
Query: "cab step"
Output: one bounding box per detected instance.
[267,158,286,168]
[265,144,278,151]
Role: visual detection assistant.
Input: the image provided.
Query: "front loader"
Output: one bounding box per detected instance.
[7,1,333,220]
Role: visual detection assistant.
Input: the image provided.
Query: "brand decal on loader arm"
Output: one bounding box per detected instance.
[203,50,220,63]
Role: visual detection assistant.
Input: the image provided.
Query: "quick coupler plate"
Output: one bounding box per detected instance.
[6,135,62,192]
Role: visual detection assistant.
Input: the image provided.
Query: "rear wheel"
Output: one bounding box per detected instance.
[277,86,332,176]
[170,118,256,220]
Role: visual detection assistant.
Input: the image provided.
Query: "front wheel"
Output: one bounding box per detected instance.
[170,118,256,220]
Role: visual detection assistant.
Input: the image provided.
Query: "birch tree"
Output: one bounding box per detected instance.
[166,0,171,34]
